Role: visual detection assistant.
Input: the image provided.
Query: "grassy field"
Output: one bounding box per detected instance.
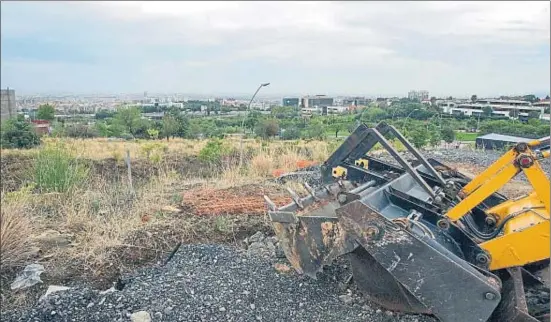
[454,131,479,141]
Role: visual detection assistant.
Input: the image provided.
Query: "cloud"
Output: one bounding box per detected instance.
[1,1,549,97]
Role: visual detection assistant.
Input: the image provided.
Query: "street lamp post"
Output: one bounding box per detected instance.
[403,108,420,131]
[239,82,270,168]
[392,108,399,122]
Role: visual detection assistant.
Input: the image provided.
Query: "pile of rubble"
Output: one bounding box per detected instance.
[243,231,285,260]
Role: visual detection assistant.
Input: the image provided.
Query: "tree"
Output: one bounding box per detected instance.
[254,118,280,139]
[244,111,261,132]
[95,110,115,120]
[466,119,478,130]
[303,119,327,140]
[482,106,493,117]
[114,107,142,134]
[1,115,41,149]
[65,124,99,138]
[131,118,151,138]
[165,108,190,138]
[147,128,160,139]
[523,94,538,103]
[281,127,301,140]
[360,107,386,122]
[527,111,540,120]
[441,126,455,144]
[409,127,429,149]
[162,115,179,141]
[430,96,437,106]
[187,122,203,139]
[36,104,55,121]
[429,129,441,147]
[471,95,478,103]
[528,118,541,127]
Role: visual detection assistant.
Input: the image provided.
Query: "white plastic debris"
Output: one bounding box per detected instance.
[99,286,117,295]
[39,285,71,301]
[11,264,45,290]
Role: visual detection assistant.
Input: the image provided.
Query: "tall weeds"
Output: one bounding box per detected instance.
[0,200,35,273]
[33,142,89,193]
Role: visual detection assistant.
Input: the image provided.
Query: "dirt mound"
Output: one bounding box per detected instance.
[91,154,214,183]
[182,184,292,216]
[0,153,34,191]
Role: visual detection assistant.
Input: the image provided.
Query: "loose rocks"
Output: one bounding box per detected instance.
[3,244,435,322]
[244,232,281,259]
[130,311,151,322]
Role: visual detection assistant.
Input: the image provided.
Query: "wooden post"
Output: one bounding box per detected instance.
[125,149,134,195]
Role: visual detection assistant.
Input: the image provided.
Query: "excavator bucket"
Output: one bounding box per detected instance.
[266,122,550,322]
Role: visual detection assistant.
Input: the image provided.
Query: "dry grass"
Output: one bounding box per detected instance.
[0,136,337,310]
[0,199,36,273]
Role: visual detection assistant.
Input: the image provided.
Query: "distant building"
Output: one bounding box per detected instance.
[1,88,16,122]
[31,120,51,136]
[282,97,300,107]
[534,99,550,121]
[476,133,550,150]
[342,97,371,107]
[301,95,334,108]
[450,99,540,119]
[408,90,429,101]
[325,106,349,115]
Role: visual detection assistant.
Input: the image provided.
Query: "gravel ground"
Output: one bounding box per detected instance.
[4,243,435,322]
[277,148,550,186]
[426,148,550,176]
[373,148,550,180]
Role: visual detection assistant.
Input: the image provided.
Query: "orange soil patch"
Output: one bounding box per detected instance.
[182,185,292,216]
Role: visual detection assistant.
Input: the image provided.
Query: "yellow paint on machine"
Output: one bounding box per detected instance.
[481,220,550,270]
[332,166,347,178]
[355,158,369,169]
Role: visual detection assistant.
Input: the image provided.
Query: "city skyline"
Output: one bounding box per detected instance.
[1,1,550,97]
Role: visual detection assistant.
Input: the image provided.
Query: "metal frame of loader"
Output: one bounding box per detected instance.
[265,122,550,322]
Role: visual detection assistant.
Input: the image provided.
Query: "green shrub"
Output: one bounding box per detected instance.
[198,139,230,163]
[33,143,89,193]
[64,124,99,138]
[281,127,301,140]
[0,116,41,149]
[254,118,280,139]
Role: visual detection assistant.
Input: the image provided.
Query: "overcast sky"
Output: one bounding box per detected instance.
[1,1,549,97]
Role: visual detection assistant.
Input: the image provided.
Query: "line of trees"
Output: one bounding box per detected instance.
[3,100,549,150]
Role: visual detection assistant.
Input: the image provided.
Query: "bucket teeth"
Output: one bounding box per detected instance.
[303,182,319,201]
[263,195,277,211]
[286,187,304,209]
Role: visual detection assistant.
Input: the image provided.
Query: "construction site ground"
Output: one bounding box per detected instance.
[2,148,545,322]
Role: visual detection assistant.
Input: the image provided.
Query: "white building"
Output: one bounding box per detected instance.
[301,107,321,116]
[326,106,349,114]
[534,100,550,121]
[444,99,541,119]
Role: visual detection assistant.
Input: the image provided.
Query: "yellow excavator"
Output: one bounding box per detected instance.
[265,122,550,322]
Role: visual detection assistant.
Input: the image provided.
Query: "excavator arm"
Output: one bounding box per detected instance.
[443,140,550,270]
